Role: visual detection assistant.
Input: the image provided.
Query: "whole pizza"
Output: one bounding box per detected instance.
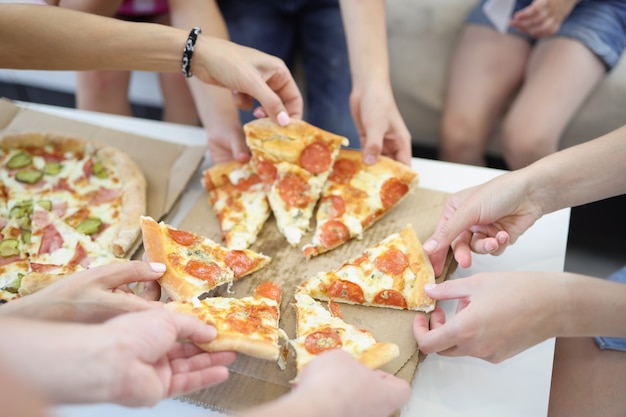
[0,131,146,301]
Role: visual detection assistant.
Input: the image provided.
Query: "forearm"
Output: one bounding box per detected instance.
[338,0,390,85]
[523,125,626,215]
[0,4,185,72]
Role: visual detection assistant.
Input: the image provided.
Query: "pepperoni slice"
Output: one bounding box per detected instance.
[328,279,365,304]
[235,173,262,192]
[328,300,343,318]
[304,328,342,354]
[374,247,408,275]
[277,172,310,209]
[226,310,262,334]
[224,250,255,278]
[256,160,277,185]
[320,195,345,219]
[255,281,281,302]
[184,260,220,286]
[380,178,409,210]
[319,220,350,250]
[167,228,196,246]
[373,289,408,309]
[299,141,332,174]
[328,158,359,184]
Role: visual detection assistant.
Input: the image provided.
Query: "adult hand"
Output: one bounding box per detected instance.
[1,260,165,322]
[413,272,567,363]
[350,83,412,166]
[422,171,542,276]
[510,0,578,38]
[291,349,411,417]
[192,37,303,129]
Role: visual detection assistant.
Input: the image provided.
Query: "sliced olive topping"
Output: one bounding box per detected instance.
[36,200,52,211]
[15,169,43,184]
[6,152,32,169]
[0,239,20,258]
[43,161,62,176]
[92,161,108,179]
[76,217,103,235]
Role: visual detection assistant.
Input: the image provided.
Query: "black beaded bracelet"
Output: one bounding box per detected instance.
[181,27,202,78]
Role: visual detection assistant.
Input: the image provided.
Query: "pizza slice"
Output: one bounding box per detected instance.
[140,216,272,301]
[299,225,436,312]
[289,292,399,376]
[202,160,270,250]
[302,149,418,258]
[165,281,285,361]
[245,118,348,246]
[0,216,30,302]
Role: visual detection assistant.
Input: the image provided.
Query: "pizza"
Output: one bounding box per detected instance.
[289,291,399,376]
[302,149,418,258]
[165,281,285,361]
[140,215,272,301]
[299,225,436,312]
[202,160,270,250]
[0,132,146,302]
[244,118,348,246]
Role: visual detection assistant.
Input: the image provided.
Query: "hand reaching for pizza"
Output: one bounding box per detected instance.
[0,261,165,322]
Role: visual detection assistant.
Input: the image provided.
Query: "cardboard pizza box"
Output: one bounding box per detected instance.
[177,177,457,416]
[0,98,205,254]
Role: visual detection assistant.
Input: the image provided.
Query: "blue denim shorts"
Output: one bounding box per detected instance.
[467,0,626,70]
[594,265,626,352]
[217,0,359,147]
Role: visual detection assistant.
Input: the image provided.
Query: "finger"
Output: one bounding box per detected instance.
[252,106,268,118]
[451,231,473,268]
[169,365,230,397]
[81,260,165,289]
[361,124,386,166]
[232,90,254,111]
[413,317,458,354]
[428,306,447,330]
[425,280,472,301]
[137,281,162,301]
[168,312,218,345]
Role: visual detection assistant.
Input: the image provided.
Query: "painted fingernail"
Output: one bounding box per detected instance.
[150,262,166,273]
[424,283,437,291]
[277,111,290,126]
[423,239,438,252]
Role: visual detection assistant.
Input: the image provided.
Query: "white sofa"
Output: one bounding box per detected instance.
[387,0,626,158]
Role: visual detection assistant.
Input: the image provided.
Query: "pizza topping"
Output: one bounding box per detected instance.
[328,157,359,184]
[43,161,62,176]
[226,310,264,335]
[68,242,89,268]
[256,159,277,185]
[15,169,43,184]
[224,250,257,278]
[0,239,20,257]
[92,161,108,179]
[167,228,197,246]
[75,217,103,235]
[38,224,64,255]
[1,274,22,294]
[184,259,220,285]
[320,195,345,219]
[380,178,409,210]
[374,247,408,276]
[254,281,281,302]
[234,173,262,192]
[299,141,332,174]
[277,172,310,209]
[373,289,408,309]
[304,328,342,354]
[318,220,350,249]
[328,300,342,318]
[328,279,365,304]
[6,152,33,169]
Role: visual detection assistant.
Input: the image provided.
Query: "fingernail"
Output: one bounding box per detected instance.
[277,111,290,126]
[150,262,166,273]
[363,154,377,165]
[423,239,438,252]
[485,242,497,252]
[424,283,437,291]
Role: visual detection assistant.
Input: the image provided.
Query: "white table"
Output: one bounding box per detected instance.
[21,103,569,417]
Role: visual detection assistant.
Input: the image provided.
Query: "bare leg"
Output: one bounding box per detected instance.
[439,25,531,166]
[501,37,604,170]
[75,70,132,116]
[157,72,200,125]
[549,337,626,416]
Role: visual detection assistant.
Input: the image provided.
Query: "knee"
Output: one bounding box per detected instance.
[500,121,558,169]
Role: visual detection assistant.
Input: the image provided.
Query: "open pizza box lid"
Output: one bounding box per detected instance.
[0,98,206,252]
[176,175,457,416]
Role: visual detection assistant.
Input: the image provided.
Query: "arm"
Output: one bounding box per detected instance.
[423,125,626,275]
[338,0,412,166]
[0,4,302,127]
[0,309,236,405]
[413,271,626,362]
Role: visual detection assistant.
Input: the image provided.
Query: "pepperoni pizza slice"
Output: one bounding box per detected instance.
[302,149,418,258]
[165,281,285,361]
[299,225,436,312]
[289,292,399,376]
[140,216,272,301]
[202,160,270,250]
[245,118,348,246]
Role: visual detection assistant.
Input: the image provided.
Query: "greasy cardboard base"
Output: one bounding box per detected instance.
[0,98,205,255]
[177,185,457,415]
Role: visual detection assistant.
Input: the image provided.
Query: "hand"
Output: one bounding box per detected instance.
[413,272,566,363]
[1,260,165,322]
[291,349,411,417]
[510,0,578,38]
[422,171,542,276]
[192,37,303,128]
[350,83,412,166]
